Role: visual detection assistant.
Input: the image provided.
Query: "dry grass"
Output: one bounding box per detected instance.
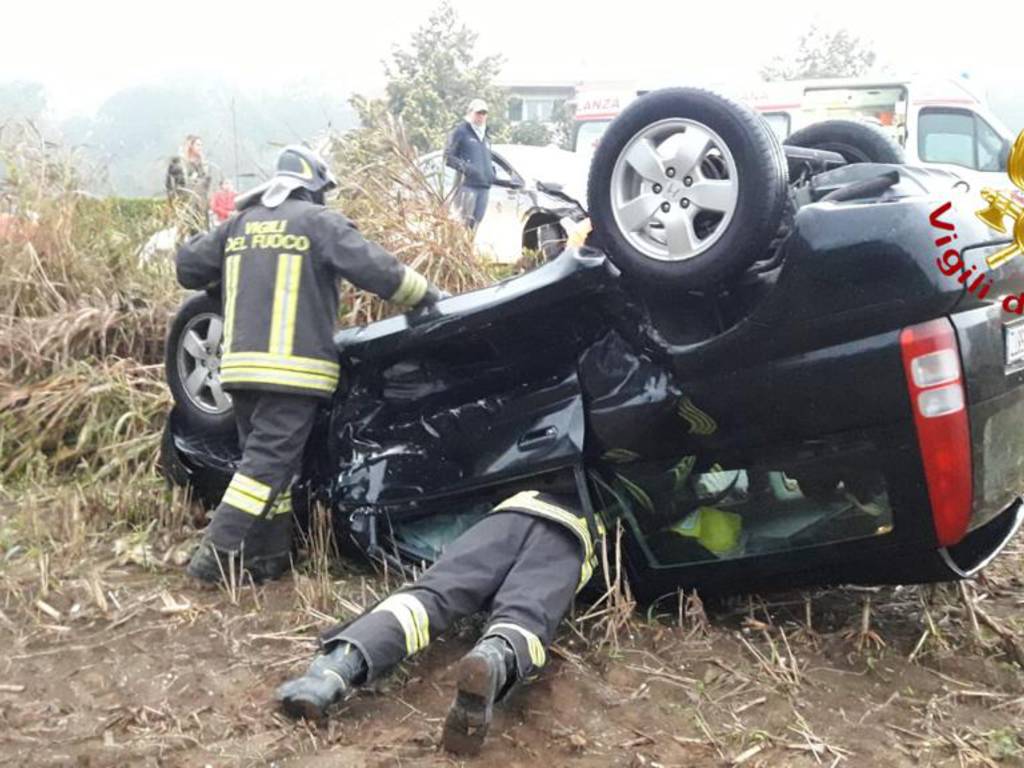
[0,122,175,319]
[326,113,499,326]
[0,123,177,489]
[0,302,169,381]
[574,521,637,653]
[0,360,169,486]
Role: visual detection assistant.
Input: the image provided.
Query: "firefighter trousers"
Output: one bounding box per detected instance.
[320,510,584,685]
[205,390,319,559]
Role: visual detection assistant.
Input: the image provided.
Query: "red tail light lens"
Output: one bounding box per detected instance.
[900,319,972,547]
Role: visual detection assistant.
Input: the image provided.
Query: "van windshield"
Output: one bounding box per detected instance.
[574,120,612,155]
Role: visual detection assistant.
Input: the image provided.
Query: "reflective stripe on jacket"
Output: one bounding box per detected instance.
[176,197,433,398]
[492,490,605,592]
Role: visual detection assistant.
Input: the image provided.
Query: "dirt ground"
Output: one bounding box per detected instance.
[2,498,1024,768]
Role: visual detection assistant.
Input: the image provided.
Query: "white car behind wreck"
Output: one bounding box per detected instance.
[419,143,589,264]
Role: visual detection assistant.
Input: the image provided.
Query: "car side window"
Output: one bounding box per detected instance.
[919,108,1005,172]
[589,460,895,571]
[491,154,521,187]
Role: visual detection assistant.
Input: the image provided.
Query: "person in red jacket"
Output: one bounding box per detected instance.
[210,180,237,223]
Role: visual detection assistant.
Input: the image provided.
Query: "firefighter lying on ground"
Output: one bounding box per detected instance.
[276,489,603,756]
[175,145,443,584]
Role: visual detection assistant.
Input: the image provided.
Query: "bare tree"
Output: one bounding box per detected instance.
[760,25,877,82]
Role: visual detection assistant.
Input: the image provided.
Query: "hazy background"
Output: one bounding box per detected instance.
[2,0,1021,196]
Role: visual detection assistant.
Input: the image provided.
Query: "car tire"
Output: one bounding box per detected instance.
[166,291,235,433]
[784,119,905,164]
[158,412,227,509]
[587,88,788,290]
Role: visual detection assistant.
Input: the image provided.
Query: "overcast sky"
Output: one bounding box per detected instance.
[3,0,1022,117]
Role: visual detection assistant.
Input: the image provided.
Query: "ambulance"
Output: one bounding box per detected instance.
[572,77,1015,190]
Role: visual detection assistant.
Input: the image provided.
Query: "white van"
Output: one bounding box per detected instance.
[573,77,1016,191]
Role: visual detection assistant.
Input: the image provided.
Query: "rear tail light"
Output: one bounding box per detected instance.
[900,319,972,547]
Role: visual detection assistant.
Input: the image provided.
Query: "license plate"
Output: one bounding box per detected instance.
[1005,322,1024,366]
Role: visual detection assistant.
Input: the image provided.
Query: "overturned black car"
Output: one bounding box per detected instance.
[161,88,1024,603]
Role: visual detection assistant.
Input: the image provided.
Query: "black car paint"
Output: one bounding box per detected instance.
[164,169,1024,602]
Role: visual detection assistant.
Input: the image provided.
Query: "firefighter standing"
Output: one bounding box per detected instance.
[276,489,602,756]
[175,145,442,584]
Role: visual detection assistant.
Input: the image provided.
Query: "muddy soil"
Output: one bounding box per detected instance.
[2,534,1023,767]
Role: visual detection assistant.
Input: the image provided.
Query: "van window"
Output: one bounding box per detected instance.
[761,112,791,141]
[803,86,906,126]
[919,109,1005,172]
[976,117,1006,172]
[801,85,907,144]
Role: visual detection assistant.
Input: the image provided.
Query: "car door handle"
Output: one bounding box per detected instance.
[518,426,558,450]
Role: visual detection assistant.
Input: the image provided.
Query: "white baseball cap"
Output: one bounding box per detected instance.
[467,98,489,114]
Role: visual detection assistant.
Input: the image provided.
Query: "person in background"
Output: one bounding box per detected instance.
[166,134,212,234]
[165,157,186,202]
[444,98,495,231]
[210,179,236,223]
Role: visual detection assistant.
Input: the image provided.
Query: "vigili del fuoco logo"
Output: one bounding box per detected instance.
[975,129,1024,268]
[931,129,1024,315]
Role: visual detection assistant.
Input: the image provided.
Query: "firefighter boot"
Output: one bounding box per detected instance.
[442,635,517,756]
[276,643,368,720]
[185,539,238,585]
[186,517,292,586]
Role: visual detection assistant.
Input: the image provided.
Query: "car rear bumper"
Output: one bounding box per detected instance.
[939,496,1023,577]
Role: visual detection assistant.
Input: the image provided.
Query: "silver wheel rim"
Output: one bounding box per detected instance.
[176,312,232,415]
[611,118,740,263]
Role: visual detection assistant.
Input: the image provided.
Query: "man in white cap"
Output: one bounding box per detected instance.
[175,145,444,584]
[444,98,495,230]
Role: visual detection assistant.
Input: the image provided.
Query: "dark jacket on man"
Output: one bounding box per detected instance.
[176,196,436,400]
[444,120,495,189]
[165,157,187,200]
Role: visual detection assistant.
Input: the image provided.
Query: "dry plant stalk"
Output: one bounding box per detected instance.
[1,121,179,489]
[297,502,340,613]
[0,360,169,485]
[0,302,169,380]
[326,114,498,327]
[574,520,637,653]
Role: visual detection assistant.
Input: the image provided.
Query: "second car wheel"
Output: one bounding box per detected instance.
[165,291,235,433]
[587,88,788,291]
[784,119,905,164]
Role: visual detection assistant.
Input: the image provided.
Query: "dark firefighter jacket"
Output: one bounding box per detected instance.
[492,490,605,592]
[176,197,435,399]
[444,121,495,189]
